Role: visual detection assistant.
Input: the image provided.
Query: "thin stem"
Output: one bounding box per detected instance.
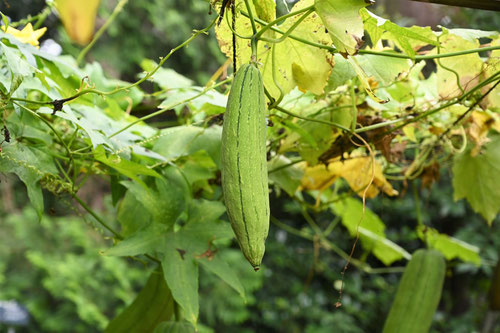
[73,194,161,264]
[77,0,129,64]
[73,194,122,238]
[13,17,218,109]
[242,0,258,35]
[268,158,303,174]
[9,5,53,28]
[12,101,72,158]
[389,71,500,134]
[255,5,314,41]
[354,116,412,133]
[271,215,369,271]
[436,35,464,95]
[33,6,53,29]
[241,11,500,60]
[108,77,232,138]
[349,82,357,132]
[274,105,352,133]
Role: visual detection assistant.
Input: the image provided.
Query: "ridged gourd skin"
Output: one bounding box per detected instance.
[221,63,269,270]
[383,249,446,333]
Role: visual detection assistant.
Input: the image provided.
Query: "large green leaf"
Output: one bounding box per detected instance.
[197,255,246,301]
[268,155,303,196]
[102,224,167,257]
[105,269,174,333]
[153,126,222,168]
[159,199,233,326]
[417,226,481,265]
[94,146,161,187]
[0,142,57,219]
[453,135,500,224]
[0,41,35,76]
[161,242,199,326]
[360,9,438,56]
[333,198,410,265]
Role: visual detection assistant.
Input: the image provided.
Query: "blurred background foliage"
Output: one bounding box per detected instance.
[1,0,500,332]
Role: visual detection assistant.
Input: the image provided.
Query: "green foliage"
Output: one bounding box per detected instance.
[105,270,174,333]
[0,207,148,332]
[1,0,500,332]
[453,134,500,224]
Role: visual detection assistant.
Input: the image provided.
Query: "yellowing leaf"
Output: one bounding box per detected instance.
[468,111,500,155]
[433,31,484,99]
[215,0,334,98]
[1,23,46,48]
[252,0,276,22]
[55,0,101,45]
[314,0,371,56]
[484,37,500,111]
[300,162,339,191]
[301,156,398,198]
[403,125,417,143]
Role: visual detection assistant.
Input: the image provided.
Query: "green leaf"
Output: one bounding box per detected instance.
[0,143,57,219]
[158,200,232,326]
[333,198,410,265]
[347,56,389,104]
[178,150,218,185]
[117,189,152,236]
[268,156,303,196]
[327,54,356,90]
[355,53,411,86]
[120,168,189,227]
[0,12,9,30]
[94,146,161,187]
[102,224,167,257]
[452,135,500,224]
[197,255,246,301]
[187,199,227,228]
[417,226,481,265]
[153,126,222,168]
[140,59,194,90]
[0,42,35,76]
[105,269,174,333]
[447,28,498,43]
[360,9,438,56]
[161,242,199,326]
[315,0,370,55]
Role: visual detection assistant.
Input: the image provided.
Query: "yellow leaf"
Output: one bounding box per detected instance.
[55,0,101,45]
[403,125,417,143]
[301,156,398,198]
[468,111,500,155]
[215,0,334,98]
[301,163,339,191]
[2,23,47,48]
[253,0,276,23]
